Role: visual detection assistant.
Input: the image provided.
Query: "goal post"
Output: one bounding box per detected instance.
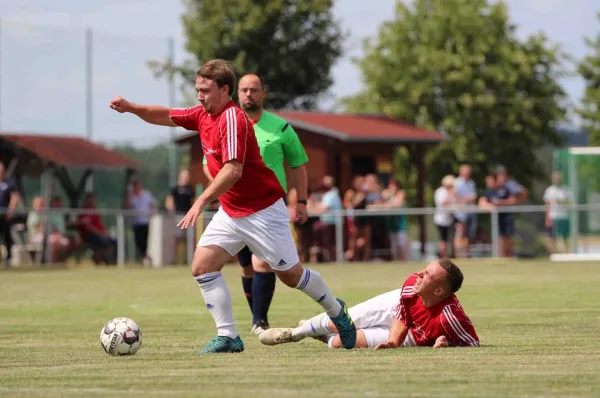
[551,147,600,261]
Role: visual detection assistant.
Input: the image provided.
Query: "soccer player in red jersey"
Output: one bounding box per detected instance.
[109,59,356,354]
[260,259,479,349]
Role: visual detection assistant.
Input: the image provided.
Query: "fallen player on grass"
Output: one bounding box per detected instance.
[260,259,480,349]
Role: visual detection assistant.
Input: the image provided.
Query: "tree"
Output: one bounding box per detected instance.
[150,0,344,110]
[578,13,600,147]
[343,0,566,202]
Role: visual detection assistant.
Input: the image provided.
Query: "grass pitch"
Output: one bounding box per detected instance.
[1,260,599,397]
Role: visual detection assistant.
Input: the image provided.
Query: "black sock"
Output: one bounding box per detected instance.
[252,271,276,325]
[241,276,254,315]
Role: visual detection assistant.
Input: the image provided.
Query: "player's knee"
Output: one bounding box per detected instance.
[191,246,228,277]
[240,266,254,278]
[329,335,343,349]
[252,258,271,273]
[276,263,303,287]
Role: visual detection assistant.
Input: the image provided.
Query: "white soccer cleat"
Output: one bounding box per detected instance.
[251,324,267,335]
[259,328,296,345]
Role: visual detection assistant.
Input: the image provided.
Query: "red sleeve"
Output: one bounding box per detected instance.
[394,274,418,326]
[169,105,204,131]
[219,107,249,163]
[440,304,480,347]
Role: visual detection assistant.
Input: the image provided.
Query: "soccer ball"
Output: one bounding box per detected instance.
[100,317,142,356]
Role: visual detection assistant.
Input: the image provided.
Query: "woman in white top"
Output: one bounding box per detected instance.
[434,175,456,258]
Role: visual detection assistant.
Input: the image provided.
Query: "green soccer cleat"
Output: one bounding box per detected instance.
[197,336,244,354]
[329,299,356,349]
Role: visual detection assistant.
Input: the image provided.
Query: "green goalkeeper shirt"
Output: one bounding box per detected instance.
[203,110,308,192]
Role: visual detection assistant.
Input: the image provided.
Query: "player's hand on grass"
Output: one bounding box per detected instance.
[433,335,448,348]
[295,203,308,224]
[375,341,398,350]
[177,201,204,229]
[109,96,133,113]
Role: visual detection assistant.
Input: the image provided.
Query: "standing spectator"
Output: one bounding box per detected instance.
[128,180,157,265]
[434,175,456,259]
[343,175,368,261]
[494,166,527,257]
[454,165,477,258]
[0,162,20,267]
[312,176,342,262]
[165,169,195,263]
[543,171,571,254]
[370,179,408,261]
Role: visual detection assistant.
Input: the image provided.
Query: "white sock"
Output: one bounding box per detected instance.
[195,272,238,338]
[295,268,342,318]
[292,312,333,339]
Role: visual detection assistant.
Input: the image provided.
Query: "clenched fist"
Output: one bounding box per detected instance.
[109,96,133,113]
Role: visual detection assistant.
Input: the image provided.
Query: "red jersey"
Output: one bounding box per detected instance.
[77,213,105,239]
[170,101,285,217]
[394,273,479,347]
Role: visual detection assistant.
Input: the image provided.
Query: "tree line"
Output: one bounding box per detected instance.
[143,0,600,205]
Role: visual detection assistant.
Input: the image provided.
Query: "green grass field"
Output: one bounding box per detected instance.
[1,260,599,397]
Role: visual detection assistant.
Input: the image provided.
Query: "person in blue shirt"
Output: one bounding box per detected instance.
[479,167,527,257]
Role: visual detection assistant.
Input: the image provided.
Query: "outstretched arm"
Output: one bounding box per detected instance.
[109,96,177,127]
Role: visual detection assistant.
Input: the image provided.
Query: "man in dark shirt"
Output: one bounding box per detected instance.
[0,162,21,267]
[165,169,195,263]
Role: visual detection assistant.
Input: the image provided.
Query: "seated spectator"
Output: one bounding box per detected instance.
[26,196,44,246]
[47,196,71,262]
[75,193,117,265]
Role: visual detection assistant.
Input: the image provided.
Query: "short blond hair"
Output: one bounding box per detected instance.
[197,59,236,96]
[442,175,455,187]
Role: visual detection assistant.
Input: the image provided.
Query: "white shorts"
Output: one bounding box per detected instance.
[199,198,299,271]
[317,289,418,349]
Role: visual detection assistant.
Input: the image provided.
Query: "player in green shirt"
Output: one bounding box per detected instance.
[203,73,309,335]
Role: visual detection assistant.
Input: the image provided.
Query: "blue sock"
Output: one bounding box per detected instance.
[252,271,276,325]
[241,276,253,314]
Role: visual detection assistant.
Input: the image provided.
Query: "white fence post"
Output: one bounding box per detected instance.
[116,213,125,267]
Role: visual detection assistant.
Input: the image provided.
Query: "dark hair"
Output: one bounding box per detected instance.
[197,59,236,96]
[242,73,265,89]
[439,259,464,293]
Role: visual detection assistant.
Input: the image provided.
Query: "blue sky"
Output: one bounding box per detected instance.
[1,0,598,147]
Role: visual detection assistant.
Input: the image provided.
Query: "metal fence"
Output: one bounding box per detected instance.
[2,203,600,267]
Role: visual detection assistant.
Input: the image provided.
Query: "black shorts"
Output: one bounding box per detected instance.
[436,225,452,242]
[499,215,515,237]
[238,245,253,267]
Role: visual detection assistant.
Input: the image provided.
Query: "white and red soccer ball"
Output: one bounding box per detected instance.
[100,317,142,356]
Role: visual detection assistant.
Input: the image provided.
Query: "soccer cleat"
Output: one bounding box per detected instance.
[259,328,297,345]
[329,299,356,349]
[251,320,269,335]
[197,336,244,354]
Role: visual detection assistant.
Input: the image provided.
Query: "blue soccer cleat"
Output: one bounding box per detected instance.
[329,299,356,349]
[197,336,244,354]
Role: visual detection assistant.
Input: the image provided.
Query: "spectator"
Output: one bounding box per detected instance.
[494,166,527,257]
[454,164,477,258]
[370,179,408,261]
[26,196,45,246]
[128,179,157,265]
[0,162,20,267]
[76,193,116,264]
[434,175,456,259]
[543,171,571,254]
[311,176,342,262]
[165,169,195,263]
[47,196,71,262]
[343,175,368,261]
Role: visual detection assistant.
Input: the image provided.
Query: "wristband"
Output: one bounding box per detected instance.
[297,200,307,205]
